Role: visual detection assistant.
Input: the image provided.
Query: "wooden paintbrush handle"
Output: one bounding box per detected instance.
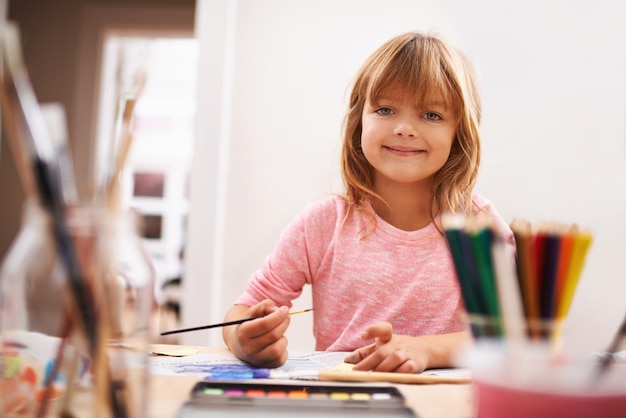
[318,369,470,385]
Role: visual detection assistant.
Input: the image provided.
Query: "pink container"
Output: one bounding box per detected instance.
[461,342,626,418]
[475,378,626,418]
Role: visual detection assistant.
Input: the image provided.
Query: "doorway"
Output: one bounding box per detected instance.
[95,34,198,339]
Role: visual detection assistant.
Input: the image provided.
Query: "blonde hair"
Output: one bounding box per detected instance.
[340,31,482,226]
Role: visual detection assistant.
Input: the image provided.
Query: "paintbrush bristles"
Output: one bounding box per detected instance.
[102,70,147,210]
[106,97,137,208]
[288,308,313,315]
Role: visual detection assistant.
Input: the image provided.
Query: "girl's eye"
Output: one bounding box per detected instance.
[375,107,394,116]
[423,112,442,121]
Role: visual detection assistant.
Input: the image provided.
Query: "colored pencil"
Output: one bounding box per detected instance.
[491,234,525,343]
[556,231,592,320]
[456,225,489,317]
[540,233,561,321]
[510,220,533,329]
[553,232,575,318]
[468,226,501,334]
[442,217,480,315]
[510,220,542,338]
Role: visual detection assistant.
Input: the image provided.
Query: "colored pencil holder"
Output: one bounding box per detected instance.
[467,314,564,342]
[466,314,503,339]
[0,200,155,417]
[442,214,592,347]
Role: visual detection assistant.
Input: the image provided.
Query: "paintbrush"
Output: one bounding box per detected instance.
[160,308,313,336]
[288,369,470,385]
[594,311,626,381]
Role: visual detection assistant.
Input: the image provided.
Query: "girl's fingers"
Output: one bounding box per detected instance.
[369,351,419,373]
[346,322,394,367]
[363,322,393,344]
[349,323,423,373]
[350,348,385,371]
[246,299,278,318]
[344,342,376,364]
[394,359,420,373]
[253,336,289,368]
[245,312,291,349]
[241,303,289,339]
[233,300,291,366]
[351,348,418,372]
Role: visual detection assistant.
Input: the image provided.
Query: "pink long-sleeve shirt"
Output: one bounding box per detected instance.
[235,194,514,351]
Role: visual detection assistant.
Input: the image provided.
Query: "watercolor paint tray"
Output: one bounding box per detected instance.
[177,381,418,417]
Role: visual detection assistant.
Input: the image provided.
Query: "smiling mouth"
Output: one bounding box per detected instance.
[383,145,425,155]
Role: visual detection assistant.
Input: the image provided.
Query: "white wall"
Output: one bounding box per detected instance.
[185,0,626,357]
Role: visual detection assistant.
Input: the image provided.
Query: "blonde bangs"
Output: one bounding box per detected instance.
[364,35,461,119]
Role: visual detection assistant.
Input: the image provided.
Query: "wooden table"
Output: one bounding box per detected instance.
[146,345,477,418]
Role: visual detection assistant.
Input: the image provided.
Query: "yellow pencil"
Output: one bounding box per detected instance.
[556,232,592,319]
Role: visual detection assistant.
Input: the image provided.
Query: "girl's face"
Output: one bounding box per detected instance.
[360,87,456,190]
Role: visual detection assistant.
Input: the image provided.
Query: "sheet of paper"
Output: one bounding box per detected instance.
[148,349,471,380]
[148,350,350,378]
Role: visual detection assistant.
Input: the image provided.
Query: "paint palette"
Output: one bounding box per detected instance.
[177,381,417,417]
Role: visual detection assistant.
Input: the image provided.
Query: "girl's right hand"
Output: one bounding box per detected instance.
[223,300,291,368]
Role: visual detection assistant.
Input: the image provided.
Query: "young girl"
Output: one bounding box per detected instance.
[222,30,515,373]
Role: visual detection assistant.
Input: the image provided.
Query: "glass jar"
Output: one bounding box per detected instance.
[0,200,155,417]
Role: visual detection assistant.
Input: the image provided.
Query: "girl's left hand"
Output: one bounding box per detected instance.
[344,322,428,373]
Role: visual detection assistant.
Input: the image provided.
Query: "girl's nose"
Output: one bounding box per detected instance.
[393,118,418,138]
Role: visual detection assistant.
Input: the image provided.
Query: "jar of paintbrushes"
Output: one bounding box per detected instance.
[0,200,155,417]
[0,21,153,417]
